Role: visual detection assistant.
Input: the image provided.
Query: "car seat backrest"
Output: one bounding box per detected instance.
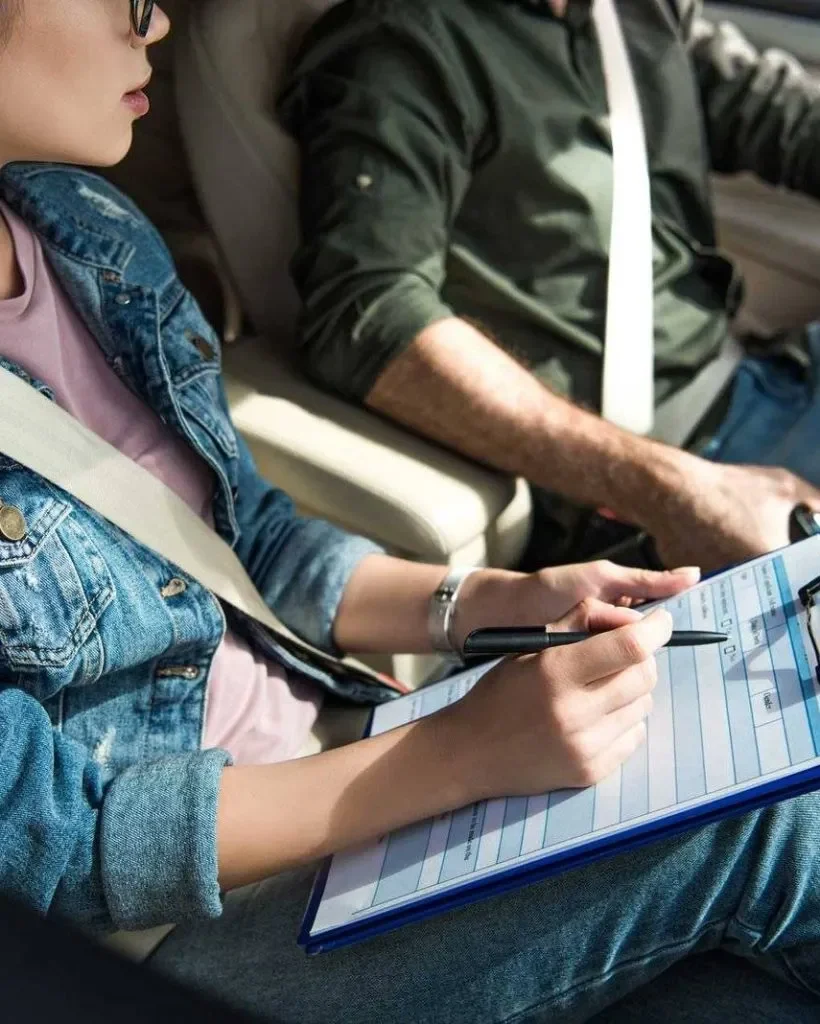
[177,0,343,348]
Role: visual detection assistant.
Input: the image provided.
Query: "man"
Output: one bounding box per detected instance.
[279,0,820,570]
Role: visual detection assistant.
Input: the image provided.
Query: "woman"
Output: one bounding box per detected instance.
[0,3,819,1022]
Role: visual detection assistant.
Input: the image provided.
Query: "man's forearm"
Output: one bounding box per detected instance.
[366,317,692,529]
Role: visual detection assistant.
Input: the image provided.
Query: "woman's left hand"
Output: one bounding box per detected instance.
[454,560,700,649]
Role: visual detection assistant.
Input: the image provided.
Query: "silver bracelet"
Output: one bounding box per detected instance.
[428,567,481,656]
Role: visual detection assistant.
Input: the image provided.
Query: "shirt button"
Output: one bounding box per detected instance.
[161,577,188,599]
[0,502,27,542]
[115,293,132,306]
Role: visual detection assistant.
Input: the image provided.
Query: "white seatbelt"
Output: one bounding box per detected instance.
[593,0,655,435]
[0,366,399,696]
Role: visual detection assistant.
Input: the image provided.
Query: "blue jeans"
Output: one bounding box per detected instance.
[702,324,820,476]
[149,330,820,1023]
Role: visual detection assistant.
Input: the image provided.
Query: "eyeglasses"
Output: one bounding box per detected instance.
[131,0,155,37]
[798,575,820,683]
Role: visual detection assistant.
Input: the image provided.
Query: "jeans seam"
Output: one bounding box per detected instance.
[498,919,728,1024]
[731,913,763,941]
[768,948,820,998]
[732,911,820,997]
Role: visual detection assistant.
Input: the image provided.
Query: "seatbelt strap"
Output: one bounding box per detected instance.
[0,366,404,698]
[651,335,742,448]
[593,0,655,436]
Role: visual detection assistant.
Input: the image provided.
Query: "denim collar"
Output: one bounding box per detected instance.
[0,163,136,276]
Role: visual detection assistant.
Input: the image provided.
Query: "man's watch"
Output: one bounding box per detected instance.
[428,567,480,656]
[790,503,820,543]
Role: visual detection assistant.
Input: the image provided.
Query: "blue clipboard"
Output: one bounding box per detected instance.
[299,541,820,955]
[299,761,820,954]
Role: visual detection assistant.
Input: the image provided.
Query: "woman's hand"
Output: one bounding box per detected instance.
[218,598,672,889]
[528,560,700,613]
[440,600,672,800]
[453,560,699,649]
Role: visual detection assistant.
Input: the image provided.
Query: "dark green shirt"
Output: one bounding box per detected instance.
[279,0,820,411]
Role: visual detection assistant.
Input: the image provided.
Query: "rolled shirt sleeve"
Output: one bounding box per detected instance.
[681,1,820,198]
[278,3,485,401]
[0,686,231,932]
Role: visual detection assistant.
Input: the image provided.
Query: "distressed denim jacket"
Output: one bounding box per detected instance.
[0,164,383,933]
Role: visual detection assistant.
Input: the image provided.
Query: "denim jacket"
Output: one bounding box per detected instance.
[0,163,384,933]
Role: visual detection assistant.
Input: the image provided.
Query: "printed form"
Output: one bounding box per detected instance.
[307,541,820,941]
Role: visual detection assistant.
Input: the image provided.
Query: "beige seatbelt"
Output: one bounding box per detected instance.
[595,0,742,446]
[593,0,655,436]
[650,335,743,448]
[0,365,402,697]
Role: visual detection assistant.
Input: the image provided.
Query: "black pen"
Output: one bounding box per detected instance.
[463,627,729,658]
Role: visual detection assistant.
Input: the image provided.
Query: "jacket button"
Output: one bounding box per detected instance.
[161,577,188,599]
[0,503,27,542]
[189,334,216,361]
[115,293,132,306]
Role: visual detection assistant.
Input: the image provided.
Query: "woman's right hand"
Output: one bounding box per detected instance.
[217,599,671,891]
[441,600,673,801]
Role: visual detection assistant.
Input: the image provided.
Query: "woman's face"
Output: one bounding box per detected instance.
[0,0,170,168]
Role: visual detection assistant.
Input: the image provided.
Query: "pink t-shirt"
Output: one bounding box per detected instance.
[0,203,321,765]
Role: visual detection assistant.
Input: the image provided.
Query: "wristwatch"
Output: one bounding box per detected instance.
[428,567,480,656]
[790,503,820,543]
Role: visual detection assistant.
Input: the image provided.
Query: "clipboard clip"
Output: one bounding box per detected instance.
[798,575,820,684]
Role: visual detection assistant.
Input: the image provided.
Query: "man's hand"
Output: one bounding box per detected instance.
[646,459,820,570]
[441,602,672,799]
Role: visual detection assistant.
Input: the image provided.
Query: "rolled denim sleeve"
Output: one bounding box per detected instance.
[683,4,820,198]
[0,686,230,932]
[230,430,383,654]
[278,4,485,401]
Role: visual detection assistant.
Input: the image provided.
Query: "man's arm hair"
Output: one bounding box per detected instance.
[366,316,690,530]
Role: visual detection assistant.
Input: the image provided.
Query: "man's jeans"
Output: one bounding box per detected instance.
[703,324,820,480]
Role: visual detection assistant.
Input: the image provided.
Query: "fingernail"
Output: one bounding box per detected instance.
[672,566,701,578]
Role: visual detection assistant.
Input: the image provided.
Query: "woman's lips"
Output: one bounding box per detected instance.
[123,89,150,117]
